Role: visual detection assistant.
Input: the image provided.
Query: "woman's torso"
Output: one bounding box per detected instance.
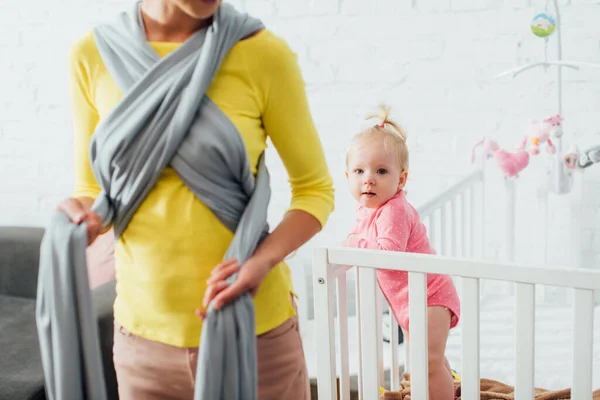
[73,30,296,347]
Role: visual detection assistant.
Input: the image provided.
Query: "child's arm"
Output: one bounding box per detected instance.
[345,205,411,251]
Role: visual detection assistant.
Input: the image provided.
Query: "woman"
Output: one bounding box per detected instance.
[57,0,334,399]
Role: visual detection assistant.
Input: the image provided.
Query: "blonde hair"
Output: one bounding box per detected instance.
[346,105,409,171]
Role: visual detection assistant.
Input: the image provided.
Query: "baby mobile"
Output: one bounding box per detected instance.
[471,0,600,271]
[473,2,600,183]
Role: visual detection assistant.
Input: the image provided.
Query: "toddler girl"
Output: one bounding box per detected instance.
[344,105,460,400]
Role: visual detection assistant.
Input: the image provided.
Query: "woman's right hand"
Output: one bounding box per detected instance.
[56,197,103,245]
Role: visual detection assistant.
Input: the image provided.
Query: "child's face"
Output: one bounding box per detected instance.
[345,141,407,209]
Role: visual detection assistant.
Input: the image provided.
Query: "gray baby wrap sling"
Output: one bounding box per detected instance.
[35,4,268,400]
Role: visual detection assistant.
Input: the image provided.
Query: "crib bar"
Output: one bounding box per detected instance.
[429,213,437,251]
[327,248,600,290]
[505,178,516,263]
[313,248,337,400]
[354,268,364,399]
[336,274,351,400]
[333,264,353,279]
[440,204,448,256]
[404,338,410,374]
[408,272,429,400]
[571,173,585,270]
[515,283,535,400]
[358,267,382,396]
[461,191,468,257]
[470,186,476,259]
[390,312,400,390]
[461,277,480,400]
[479,178,485,260]
[572,288,594,400]
[417,169,482,217]
[538,185,548,266]
[451,197,457,257]
[376,289,385,388]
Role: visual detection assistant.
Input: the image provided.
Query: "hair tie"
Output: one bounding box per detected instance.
[379,121,385,127]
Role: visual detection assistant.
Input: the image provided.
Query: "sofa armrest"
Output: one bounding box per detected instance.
[0,227,45,299]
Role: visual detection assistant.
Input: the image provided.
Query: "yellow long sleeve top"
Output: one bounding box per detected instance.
[69,28,335,348]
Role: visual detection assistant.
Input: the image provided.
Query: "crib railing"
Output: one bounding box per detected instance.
[313,247,600,400]
[417,169,484,261]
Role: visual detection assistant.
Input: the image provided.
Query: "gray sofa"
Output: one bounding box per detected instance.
[0,227,118,400]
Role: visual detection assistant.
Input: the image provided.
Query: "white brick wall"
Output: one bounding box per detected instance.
[1,0,599,274]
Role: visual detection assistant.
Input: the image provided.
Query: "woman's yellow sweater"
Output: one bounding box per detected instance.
[69,29,334,347]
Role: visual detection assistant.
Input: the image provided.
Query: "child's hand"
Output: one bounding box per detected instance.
[343,233,365,247]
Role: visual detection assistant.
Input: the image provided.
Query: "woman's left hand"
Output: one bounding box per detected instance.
[196,257,272,320]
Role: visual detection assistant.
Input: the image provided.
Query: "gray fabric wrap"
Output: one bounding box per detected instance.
[35,4,268,400]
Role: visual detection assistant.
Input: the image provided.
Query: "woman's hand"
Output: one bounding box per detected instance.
[196,257,272,320]
[196,209,322,320]
[56,197,104,245]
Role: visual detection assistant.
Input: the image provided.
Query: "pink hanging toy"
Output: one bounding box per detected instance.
[517,114,564,155]
[472,137,530,178]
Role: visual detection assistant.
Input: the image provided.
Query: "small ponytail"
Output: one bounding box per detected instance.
[346,104,410,172]
[365,104,407,142]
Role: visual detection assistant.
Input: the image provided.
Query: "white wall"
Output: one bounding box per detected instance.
[1,0,599,273]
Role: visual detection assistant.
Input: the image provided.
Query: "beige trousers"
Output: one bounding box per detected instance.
[113,313,310,400]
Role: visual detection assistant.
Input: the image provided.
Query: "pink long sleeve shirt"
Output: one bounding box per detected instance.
[346,191,460,330]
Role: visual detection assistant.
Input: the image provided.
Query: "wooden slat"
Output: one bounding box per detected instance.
[429,212,437,252]
[417,170,482,216]
[327,248,600,290]
[505,178,516,263]
[461,278,480,400]
[515,283,535,400]
[354,268,363,399]
[441,204,448,256]
[451,197,458,257]
[390,312,400,390]
[461,192,468,257]
[479,179,486,260]
[376,288,384,388]
[313,248,337,400]
[336,274,351,400]
[408,272,429,400]
[358,267,381,396]
[572,289,594,400]
[470,186,476,258]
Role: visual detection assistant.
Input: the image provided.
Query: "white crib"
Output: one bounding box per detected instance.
[309,167,600,399]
